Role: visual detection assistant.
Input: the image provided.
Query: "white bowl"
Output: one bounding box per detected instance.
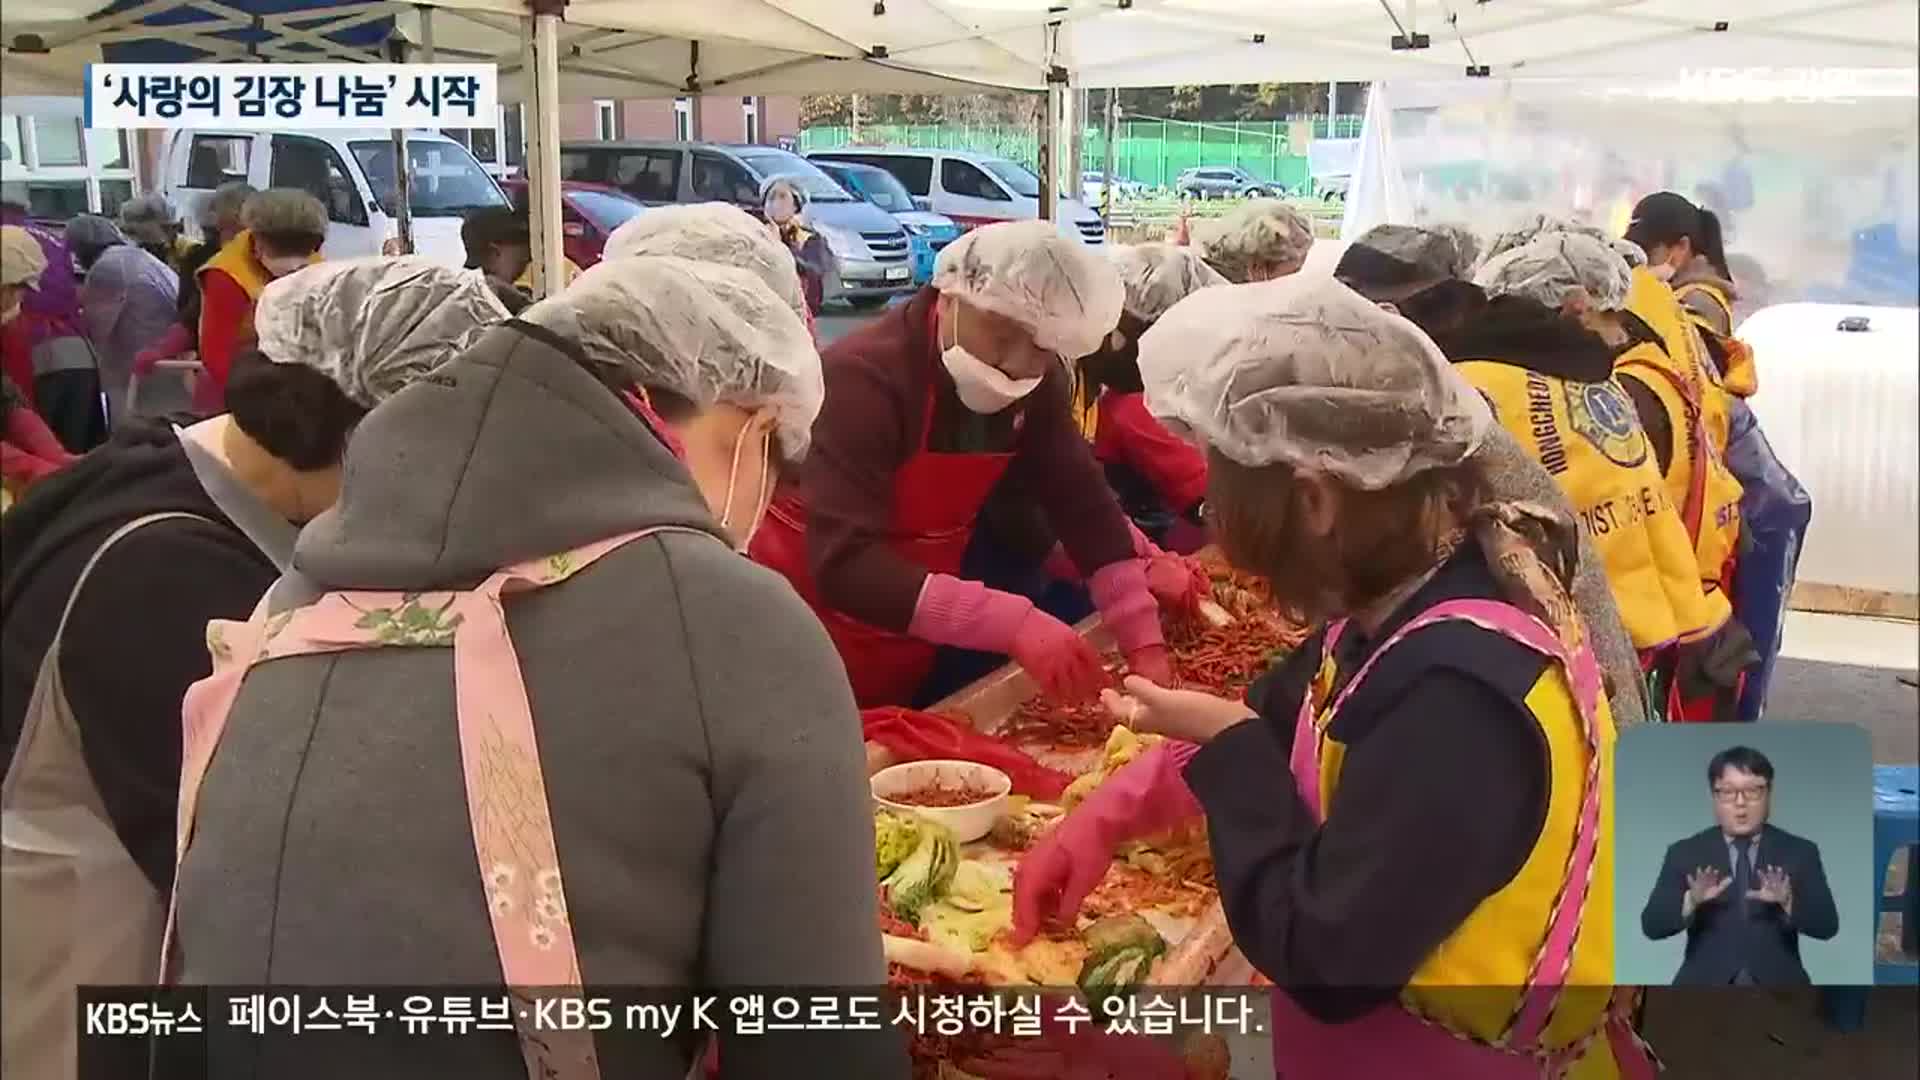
[870,759,1012,843]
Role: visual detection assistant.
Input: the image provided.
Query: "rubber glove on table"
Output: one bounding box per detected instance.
[1089,559,1172,684]
[1010,741,1202,943]
[910,572,1107,703]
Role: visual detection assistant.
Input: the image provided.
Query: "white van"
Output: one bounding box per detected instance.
[806,147,1106,246]
[161,128,510,266]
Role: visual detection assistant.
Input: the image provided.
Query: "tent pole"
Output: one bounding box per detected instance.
[1040,13,1064,223]
[385,37,414,255]
[1063,82,1081,203]
[390,129,415,254]
[524,4,564,299]
[1101,89,1118,221]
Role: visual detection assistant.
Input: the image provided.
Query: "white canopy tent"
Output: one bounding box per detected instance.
[5,0,1915,286]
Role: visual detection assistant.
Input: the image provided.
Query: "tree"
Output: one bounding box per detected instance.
[801,95,853,126]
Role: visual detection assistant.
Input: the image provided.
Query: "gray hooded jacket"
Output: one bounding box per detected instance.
[172,321,905,1078]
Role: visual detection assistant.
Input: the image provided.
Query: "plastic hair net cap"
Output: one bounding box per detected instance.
[0,225,48,287]
[1474,231,1633,312]
[519,255,823,461]
[1108,243,1227,323]
[759,175,809,209]
[1484,213,1646,270]
[930,219,1124,360]
[602,203,808,324]
[64,214,127,251]
[200,182,256,229]
[1137,274,1491,488]
[1191,199,1315,281]
[254,256,510,408]
[118,194,181,246]
[1354,223,1480,283]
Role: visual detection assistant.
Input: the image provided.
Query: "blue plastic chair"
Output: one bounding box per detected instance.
[1820,765,1920,1032]
[1871,765,1920,985]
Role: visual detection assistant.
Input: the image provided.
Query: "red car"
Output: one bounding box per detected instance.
[501,179,647,269]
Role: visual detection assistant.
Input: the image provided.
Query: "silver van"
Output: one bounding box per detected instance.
[560,140,915,306]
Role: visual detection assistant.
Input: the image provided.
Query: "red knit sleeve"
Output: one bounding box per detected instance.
[196,270,252,403]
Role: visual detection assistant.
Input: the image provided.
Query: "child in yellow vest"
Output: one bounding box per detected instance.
[1007,275,1656,1080]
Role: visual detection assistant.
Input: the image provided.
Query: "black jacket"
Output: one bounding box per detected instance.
[0,418,278,893]
[1640,823,1839,986]
[1184,540,1552,1022]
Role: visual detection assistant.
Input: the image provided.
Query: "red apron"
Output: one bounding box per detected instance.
[749,326,1015,707]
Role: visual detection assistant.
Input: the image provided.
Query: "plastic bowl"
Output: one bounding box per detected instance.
[870,760,1012,843]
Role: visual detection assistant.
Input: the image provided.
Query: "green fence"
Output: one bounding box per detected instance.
[798,115,1363,194]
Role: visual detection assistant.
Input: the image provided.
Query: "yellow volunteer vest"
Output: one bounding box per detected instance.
[1462,361,1721,649]
[1621,269,1744,596]
[1308,636,1621,1078]
[196,230,274,301]
[1673,280,1758,398]
[196,231,321,350]
[1064,363,1100,442]
[197,231,270,349]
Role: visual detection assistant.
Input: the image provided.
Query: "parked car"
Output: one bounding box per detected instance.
[501,179,647,269]
[1080,171,1144,207]
[807,147,1106,247]
[558,140,915,306]
[812,159,960,285]
[162,128,509,266]
[1175,166,1274,200]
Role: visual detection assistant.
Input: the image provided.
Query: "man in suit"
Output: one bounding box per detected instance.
[1641,746,1840,985]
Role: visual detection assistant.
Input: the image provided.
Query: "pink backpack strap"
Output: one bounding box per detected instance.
[168,526,716,1080]
[1296,599,1606,1055]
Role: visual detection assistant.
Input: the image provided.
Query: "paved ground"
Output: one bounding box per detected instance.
[817,308,882,345]
[1643,987,1919,1078]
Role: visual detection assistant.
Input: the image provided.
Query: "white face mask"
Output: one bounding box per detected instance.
[765,196,797,225]
[1647,262,1677,283]
[261,254,309,278]
[941,307,1043,415]
[717,417,774,552]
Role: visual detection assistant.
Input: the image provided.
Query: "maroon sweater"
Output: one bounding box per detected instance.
[802,288,1134,632]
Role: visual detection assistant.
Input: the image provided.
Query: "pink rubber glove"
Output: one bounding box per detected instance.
[1125,519,1160,558]
[1010,741,1202,943]
[910,574,1106,703]
[1089,559,1170,683]
[1010,608,1108,704]
[1041,521,1159,582]
[910,572,1043,652]
[1146,551,1207,615]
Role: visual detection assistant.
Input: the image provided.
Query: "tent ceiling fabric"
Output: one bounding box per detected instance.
[3,0,1915,100]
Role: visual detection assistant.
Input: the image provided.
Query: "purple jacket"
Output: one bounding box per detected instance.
[0,205,86,344]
